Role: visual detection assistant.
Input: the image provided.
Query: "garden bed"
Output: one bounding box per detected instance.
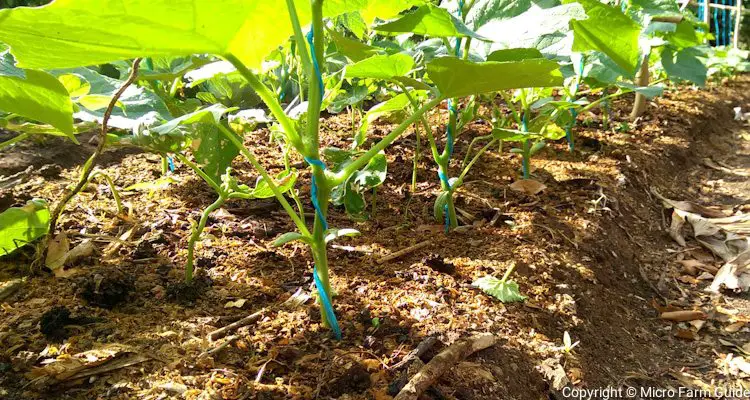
[0,75,749,399]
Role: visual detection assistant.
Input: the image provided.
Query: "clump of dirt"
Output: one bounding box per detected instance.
[81,273,133,309]
[324,362,371,397]
[166,275,212,305]
[39,306,97,341]
[423,254,456,275]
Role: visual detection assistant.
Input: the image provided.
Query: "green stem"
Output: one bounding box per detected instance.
[0,131,32,151]
[396,82,440,163]
[161,156,169,175]
[224,54,304,153]
[500,262,517,284]
[500,91,522,126]
[335,97,443,185]
[310,238,333,327]
[89,171,124,215]
[454,139,496,188]
[216,124,310,237]
[461,134,493,168]
[175,153,222,195]
[185,196,225,283]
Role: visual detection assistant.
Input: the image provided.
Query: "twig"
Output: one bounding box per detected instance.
[208,309,266,342]
[394,333,497,400]
[390,336,437,370]
[377,240,430,264]
[41,59,142,266]
[198,335,240,359]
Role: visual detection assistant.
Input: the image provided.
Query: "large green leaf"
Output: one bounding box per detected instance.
[0,0,415,70]
[476,3,585,58]
[359,0,424,25]
[566,0,642,76]
[356,93,421,148]
[0,52,75,137]
[51,67,171,130]
[487,48,544,62]
[374,4,486,40]
[345,53,415,80]
[329,29,381,62]
[661,46,707,86]
[466,0,561,30]
[426,57,563,98]
[0,199,50,257]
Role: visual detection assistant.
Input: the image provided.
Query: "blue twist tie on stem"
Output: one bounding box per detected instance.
[566,108,577,152]
[167,156,175,172]
[306,30,325,103]
[314,265,342,340]
[304,157,328,231]
[437,169,452,232]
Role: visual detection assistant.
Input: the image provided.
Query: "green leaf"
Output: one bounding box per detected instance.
[251,169,298,199]
[487,48,544,62]
[473,275,526,303]
[345,53,415,80]
[192,123,239,185]
[324,228,361,243]
[466,0,561,30]
[566,0,642,76]
[351,152,387,190]
[665,21,701,49]
[272,232,309,247]
[0,0,382,70]
[616,82,665,98]
[0,199,50,257]
[492,127,543,142]
[374,4,487,40]
[426,57,563,98]
[357,93,421,148]
[477,3,586,57]
[0,52,75,138]
[359,0,425,25]
[433,191,451,222]
[58,74,91,97]
[329,29,381,62]
[77,94,126,112]
[661,46,707,87]
[328,84,369,113]
[52,67,171,130]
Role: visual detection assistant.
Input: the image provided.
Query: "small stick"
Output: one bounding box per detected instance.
[198,335,239,359]
[41,59,142,266]
[208,309,265,341]
[390,336,437,370]
[394,333,497,400]
[377,240,430,264]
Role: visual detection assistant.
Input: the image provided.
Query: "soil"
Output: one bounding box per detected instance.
[0,75,749,399]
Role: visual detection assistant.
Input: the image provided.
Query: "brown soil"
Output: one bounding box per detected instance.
[0,76,749,399]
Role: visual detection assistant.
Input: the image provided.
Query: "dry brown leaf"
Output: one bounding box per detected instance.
[675,329,698,341]
[45,232,69,272]
[224,299,247,309]
[726,322,746,333]
[690,320,706,331]
[660,310,706,322]
[510,179,547,196]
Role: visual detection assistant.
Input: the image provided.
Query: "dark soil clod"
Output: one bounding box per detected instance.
[166,275,211,305]
[81,274,134,309]
[325,362,371,397]
[423,254,456,275]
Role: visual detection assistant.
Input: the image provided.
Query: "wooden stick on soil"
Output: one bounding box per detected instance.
[376,240,430,264]
[208,308,266,341]
[394,333,497,400]
[41,59,142,265]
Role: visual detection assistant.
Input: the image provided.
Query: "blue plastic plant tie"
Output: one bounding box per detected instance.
[454,0,465,56]
[167,156,175,172]
[304,156,329,231]
[313,265,342,340]
[566,108,577,152]
[437,169,452,232]
[306,30,325,102]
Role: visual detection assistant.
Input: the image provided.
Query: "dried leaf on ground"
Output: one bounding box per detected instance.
[709,250,750,293]
[510,179,546,195]
[660,310,706,322]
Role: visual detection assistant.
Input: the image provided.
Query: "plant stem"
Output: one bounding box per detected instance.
[224,54,304,153]
[88,171,124,215]
[454,139,496,188]
[0,131,32,151]
[500,262,517,284]
[185,196,225,283]
[216,124,310,237]
[175,153,222,194]
[335,97,443,184]
[43,59,142,267]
